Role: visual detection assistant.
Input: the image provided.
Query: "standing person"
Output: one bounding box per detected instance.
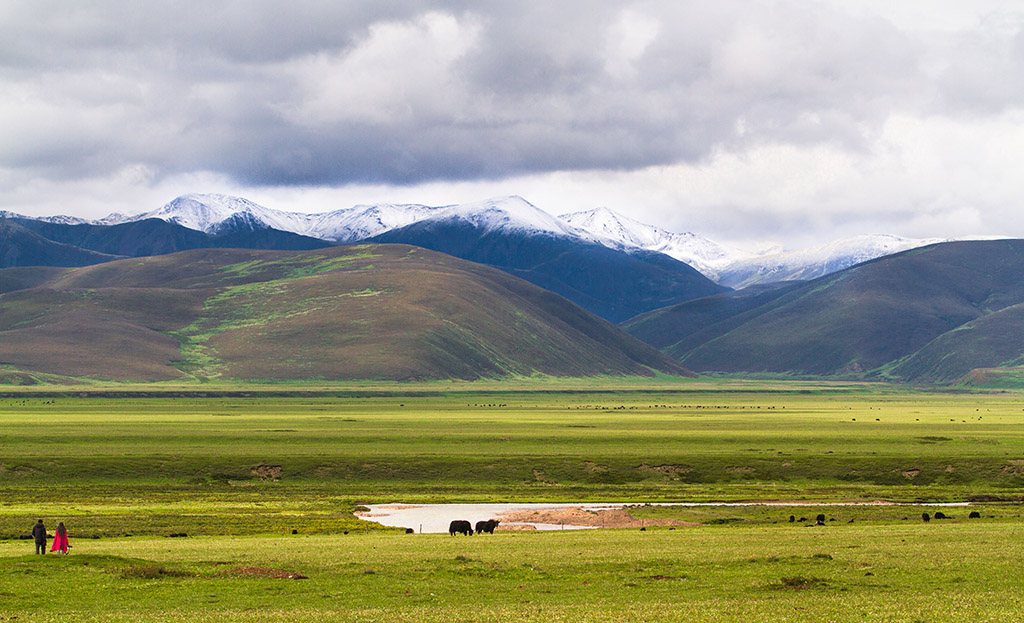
[31,519,47,555]
[50,522,69,554]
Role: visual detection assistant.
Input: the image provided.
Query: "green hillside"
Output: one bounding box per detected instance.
[624,239,1024,382]
[0,244,690,382]
[883,302,1024,383]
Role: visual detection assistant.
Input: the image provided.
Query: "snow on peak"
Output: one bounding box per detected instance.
[561,207,753,280]
[560,207,666,247]
[433,196,587,238]
[97,193,282,232]
[716,233,948,288]
[1,210,89,225]
[311,202,445,243]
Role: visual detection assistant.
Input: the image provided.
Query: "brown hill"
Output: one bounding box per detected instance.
[0,244,691,382]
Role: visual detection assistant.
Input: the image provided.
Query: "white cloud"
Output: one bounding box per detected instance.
[279,12,480,126]
[2,1,1024,248]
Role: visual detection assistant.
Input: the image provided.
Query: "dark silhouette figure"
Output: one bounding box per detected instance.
[31,519,47,555]
[475,519,500,534]
[969,511,981,519]
[448,520,473,536]
[922,512,930,522]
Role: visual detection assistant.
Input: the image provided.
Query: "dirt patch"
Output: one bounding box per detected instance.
[497,506,696,529]
[1000,460,1024,476]
[901,469,921,479]
[495,523,537,531]
[250,464,282,481]
[582,461,608,474]
[532,469,557,485]
[229,566,308,580]
[726,466,755,475]
[638,464,691,479]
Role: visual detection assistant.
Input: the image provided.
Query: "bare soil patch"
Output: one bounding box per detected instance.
[1000,460,1024,476]
[498,506,696,529]
[229,566,308,580]
[250,464,282,481]
[638,464,691,479]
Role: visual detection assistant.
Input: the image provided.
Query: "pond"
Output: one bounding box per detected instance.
[355,500,971,533]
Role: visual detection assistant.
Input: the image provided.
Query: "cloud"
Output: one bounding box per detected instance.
[2,1,1024,245]
[0,1,935,185]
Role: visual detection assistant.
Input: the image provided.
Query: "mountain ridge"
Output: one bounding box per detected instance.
[624,239,1024,384]
[11,193,996,288]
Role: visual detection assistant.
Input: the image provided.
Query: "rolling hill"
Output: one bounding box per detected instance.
[623,239,1024,383]
[0,244,691,383]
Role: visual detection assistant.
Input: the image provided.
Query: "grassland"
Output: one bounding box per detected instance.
[2,381,1024,619]
[3,520,1024,621]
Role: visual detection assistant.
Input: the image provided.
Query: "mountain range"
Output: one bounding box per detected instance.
[1,197,726,323]
[0,245,689,383]
[2,193,970,288]
[624,239,1024,384]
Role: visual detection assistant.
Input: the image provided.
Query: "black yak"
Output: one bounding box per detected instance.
[475,519,500,534]
[449,520,473,536]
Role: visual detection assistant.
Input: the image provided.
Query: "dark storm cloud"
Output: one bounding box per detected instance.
[0,1,1019,188]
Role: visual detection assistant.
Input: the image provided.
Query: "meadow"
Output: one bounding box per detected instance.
[2,380,1024,619]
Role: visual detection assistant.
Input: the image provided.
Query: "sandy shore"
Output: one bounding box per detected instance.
[497,506,697,529]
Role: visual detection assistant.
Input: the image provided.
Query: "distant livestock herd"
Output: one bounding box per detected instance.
[449,519,500,535]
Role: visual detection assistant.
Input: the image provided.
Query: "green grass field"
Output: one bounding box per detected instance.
[2,381,1024,619]
[3,522,1023,621]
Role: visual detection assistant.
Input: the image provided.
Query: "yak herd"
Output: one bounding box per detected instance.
[449,519,500,536]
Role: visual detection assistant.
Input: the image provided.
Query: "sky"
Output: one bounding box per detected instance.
[2,1,1023,250]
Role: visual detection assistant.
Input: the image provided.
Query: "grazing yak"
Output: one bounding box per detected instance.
[475,519,500,534]
[449,520,473,536]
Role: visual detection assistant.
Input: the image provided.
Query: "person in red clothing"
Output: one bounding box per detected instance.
[50,522,69,554]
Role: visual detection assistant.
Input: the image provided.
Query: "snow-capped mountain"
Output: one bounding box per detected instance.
[95,193,445,243]
[97,194,320,236]
[559,207,958,287]
[307,203,446,243]
[21,192,997,290]
[0,210,90,225]
[560,207,753,280]
[427,196,594,239]
[715,234,947,288]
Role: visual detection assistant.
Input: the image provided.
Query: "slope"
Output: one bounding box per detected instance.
[4,217,331,267]
[371,198,727,323]
[622,282,803,350]
[883,302,1024,383]
[629,239,1024,380]
[0,244,691,382]
[1,219,124,268]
